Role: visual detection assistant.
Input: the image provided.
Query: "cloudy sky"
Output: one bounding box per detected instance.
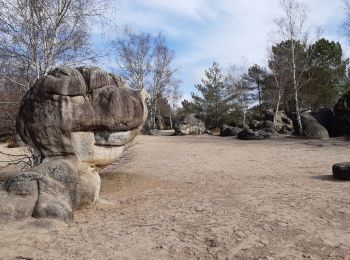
[96,0,350,99]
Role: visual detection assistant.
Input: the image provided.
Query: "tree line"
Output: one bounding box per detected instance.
[182,0,350,134]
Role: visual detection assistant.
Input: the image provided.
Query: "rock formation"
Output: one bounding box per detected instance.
[0,66,148,221]
[301,113,329,140]
[264,109,294,134]
[220,124,242,137]
[175,114,205,135]
[334,91,350,135]
[237,128,278,140]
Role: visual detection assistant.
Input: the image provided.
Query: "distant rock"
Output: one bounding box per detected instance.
[175,114,205,135]
[249,120,261,130]
[220,124,243,136]
[334,91,350,135]
[155,115,165,130]
[237,128,277,140]
[332,162,350,180]
[236,122,250,130]
[264,109,294,134]
[148,129,175,136]
[301,113,329,140]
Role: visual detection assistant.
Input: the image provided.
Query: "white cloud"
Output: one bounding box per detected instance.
[98,0,350,97]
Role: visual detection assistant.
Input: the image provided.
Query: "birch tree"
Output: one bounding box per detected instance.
[273,0,315,134]
[114,29,178,129]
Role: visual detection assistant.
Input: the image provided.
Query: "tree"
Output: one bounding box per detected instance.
[225,65,255,125]
[114,27,152,90]
[306,38,350,108]
[191,62,234,128]
[0,0,110,88]
[273,0,315,134]
[244,64,268,121]
[114,28,178,129]
[0,0,110,135]
[165,79,183,129]
[266,43,291,127]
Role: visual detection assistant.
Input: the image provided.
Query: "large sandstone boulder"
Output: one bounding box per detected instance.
[16,66,148,165]
[301,113,329,140]
[175,114,205,135]
[2,66,148,222]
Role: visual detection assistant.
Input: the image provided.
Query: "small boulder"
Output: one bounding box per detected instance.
[332,162,350,180]
[175,114,205,135]
[237,129,264,140]
[220,124,243,136]
[238,128,277,140]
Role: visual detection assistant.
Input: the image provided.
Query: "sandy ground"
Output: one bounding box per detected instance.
[0,135,350,260]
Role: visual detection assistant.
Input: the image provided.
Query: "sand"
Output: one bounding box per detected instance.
[0,135,350,259]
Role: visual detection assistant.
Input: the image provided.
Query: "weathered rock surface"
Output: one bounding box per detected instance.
[220,124,242,137]
[264,109,294,134]
[334,92,350,135]
[237,128,277,140]
[175,114,205,135]
[0,159,100,221]
[301,114,329,140]
[16,66,148,163]
[332,162,350,180]
[148,129,175,136]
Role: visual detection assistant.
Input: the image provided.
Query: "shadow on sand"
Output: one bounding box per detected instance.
[310,175,346,182]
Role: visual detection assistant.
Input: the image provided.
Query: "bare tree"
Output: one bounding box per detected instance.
[267,47,290,127]
[226,64,254,125]
[149,33,177,128]
[273,0,316,134]
[165,79,183,129]
[114,28,178,129]
[114,27,152,90]
[0,0,111,89]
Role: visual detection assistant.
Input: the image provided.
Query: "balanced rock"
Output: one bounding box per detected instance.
[175,114,205,135]
[2,66,148,222]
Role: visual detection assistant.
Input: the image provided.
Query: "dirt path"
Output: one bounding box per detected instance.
[1,135,350,259]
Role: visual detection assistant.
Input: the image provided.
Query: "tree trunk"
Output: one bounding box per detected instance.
[274,89,282,128]
[257,80,263,121]
[291,41,303,135]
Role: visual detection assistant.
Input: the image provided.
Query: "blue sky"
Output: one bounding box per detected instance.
[93,0,350,101]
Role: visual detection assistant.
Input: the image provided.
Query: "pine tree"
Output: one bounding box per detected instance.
[191,62,234,128]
